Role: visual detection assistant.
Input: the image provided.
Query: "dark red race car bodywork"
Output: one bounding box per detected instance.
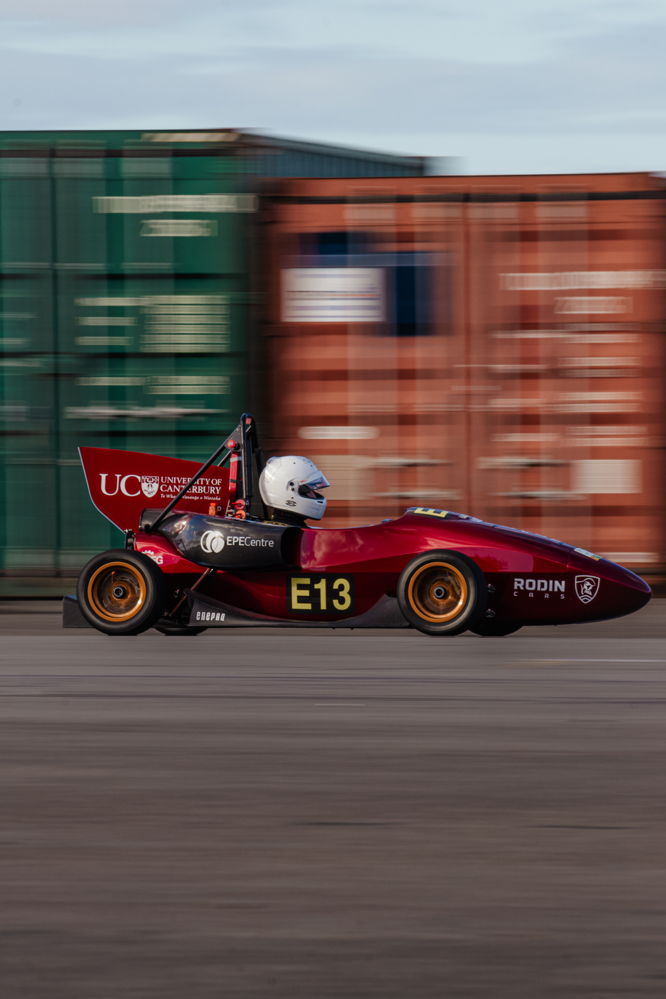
[67,421,651,636]
[126,510,649,627]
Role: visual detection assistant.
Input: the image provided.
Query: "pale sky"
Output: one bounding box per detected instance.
[1,0,665,174]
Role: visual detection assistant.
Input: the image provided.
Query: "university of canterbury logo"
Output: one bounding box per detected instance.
[141,475,160,498]
[575,575,600,604]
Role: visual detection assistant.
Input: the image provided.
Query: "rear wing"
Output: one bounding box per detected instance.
[79,446,231,533]
[79,414,265,534]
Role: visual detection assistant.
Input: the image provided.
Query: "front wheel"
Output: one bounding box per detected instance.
[77,549,165,635]
[397,551,486,636]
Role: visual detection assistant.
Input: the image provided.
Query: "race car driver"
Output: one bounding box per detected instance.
[259,456,330,526]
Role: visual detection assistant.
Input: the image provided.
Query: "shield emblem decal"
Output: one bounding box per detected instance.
[575,575,600,604]
[141,475,160,498]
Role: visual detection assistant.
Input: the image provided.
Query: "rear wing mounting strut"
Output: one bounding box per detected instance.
[146,413,265,533]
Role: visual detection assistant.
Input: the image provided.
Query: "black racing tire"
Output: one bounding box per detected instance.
[470,620,522,637]
[77,549,165,636]
[397,550,486,636]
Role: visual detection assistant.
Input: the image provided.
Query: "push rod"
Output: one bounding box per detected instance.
[146,439,233,533]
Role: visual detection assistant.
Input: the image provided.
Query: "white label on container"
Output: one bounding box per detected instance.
[282,268,384,324]
[93,194,256,214]
[573,459,641,495]
[140,219,218,237]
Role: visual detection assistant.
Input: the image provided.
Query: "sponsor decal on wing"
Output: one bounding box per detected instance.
[99,471,226,500]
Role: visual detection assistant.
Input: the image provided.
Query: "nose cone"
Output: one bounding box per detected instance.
[621,567,652,613]
[567,554,651,621]
[599,567,651,621]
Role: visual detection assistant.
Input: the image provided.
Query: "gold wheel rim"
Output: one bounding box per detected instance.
[407,561,468,623]
[87,562,147,623]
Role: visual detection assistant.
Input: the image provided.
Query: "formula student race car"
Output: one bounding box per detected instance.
[65,414,651,637]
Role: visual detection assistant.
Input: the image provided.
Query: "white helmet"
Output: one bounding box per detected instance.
[259,456,330,521]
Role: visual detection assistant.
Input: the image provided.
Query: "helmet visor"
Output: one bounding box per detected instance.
[298,472,329,500]
[303,472,329,490]
[298,484,325,500]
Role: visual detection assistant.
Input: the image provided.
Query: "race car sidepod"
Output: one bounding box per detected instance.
[148,512,299,571]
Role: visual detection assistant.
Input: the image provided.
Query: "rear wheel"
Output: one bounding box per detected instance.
[77,549,165,635]
[397,551,486,636]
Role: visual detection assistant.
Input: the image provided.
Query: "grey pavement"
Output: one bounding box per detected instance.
[0,601,665,997]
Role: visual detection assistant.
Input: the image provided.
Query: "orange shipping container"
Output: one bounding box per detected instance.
[261,172,666,574]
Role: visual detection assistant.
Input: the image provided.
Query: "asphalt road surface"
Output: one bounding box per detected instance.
[1,600,665,998]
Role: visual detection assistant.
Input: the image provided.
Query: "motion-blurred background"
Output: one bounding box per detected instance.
[0,129,664,592]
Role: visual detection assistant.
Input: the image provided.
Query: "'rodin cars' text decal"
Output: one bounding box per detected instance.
[513,578,566,598]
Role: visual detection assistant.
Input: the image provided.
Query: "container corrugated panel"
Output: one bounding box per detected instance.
[59,354,246,446]
[56,275,246,356]
[0,155,53,270]
[264,173,666,572]
[459,180,666,572]
[52,153,251,276]
[56,459,125,572]
[0,459,57,571]
[0,356,56,457]
[0,276,55,355]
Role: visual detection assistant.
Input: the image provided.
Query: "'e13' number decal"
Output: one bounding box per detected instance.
[288,575,354,614]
